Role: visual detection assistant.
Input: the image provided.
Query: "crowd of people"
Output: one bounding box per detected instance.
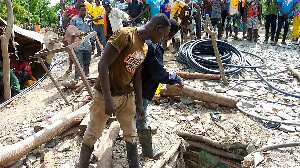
[55,0,300,167]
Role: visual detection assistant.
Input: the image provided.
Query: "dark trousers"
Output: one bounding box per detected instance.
[194,13,201,39]
[275,16,290,42]
[221,10,228,32]
[265,14,277,41]
[211,18,222,39]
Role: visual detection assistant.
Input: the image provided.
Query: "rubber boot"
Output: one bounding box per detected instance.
[138,127,164,159]
[83,65,89,77]
[248,28,253,42]
[253,29,258,43]
[173,41,180,54]
[78,144,93,168]
[126,142,142,168]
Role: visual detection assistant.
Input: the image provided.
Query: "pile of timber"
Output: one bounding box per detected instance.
[177,130,246,168]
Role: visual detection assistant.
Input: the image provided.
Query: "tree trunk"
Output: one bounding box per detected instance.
[160,85,239,108]
[93,121,120,168]
[1,0,14,100]
[0,103,91,167]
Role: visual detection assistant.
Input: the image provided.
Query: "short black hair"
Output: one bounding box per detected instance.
[79,4,86,9]
[169,19,181,34]
[150,13,171,29]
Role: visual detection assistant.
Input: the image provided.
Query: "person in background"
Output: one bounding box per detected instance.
[102,0,130,41]
[127,0,145,26]
[246,0,261,42]
[70,4,93,80]
[264,0,278,43]
[191,0,202,39]
[161,0,172,49]
[89,0,106,56]
[84,0,94,13]
[226,0,240,40]
[10,54,36,89]
[221,0,231,37]
[239,0,247,38]
[78,13,171,168]
[146,0,163,19]
[115,0,129,12]
[0,60,21,97]
[293,0,300,42]
[211,0,224,39]
[57,0,66,34]
[170,0,186,53]
[136,19,183,159]
[203,0,213,37]
[180,0,200,42]
[63,0,85,75]
[273,0,297,45]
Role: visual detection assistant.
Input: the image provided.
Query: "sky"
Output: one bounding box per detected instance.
[50,0,60,6]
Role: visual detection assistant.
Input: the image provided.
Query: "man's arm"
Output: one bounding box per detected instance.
[134,3,145,21]
[278,2,285,15]
[98,43,120,116]
[133,65,145,119]
[287,2,297,14]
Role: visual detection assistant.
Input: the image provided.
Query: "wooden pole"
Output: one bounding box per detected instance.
[93,121,120,168]
[203,14,229,86]
[176,72,221,80]
[288,65,300,80]
[0,103,91,167]
[160,85,239,107]
[1,0,14,100]
[152,141,181,168]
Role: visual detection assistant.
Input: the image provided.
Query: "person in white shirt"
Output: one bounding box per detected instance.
[102,0,130,40]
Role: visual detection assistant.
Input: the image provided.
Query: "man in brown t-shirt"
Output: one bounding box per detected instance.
[78,13,171,168]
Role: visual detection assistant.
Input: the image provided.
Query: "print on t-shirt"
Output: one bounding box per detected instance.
[124,50,145,73]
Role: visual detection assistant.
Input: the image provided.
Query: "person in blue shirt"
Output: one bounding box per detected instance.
[147,0,163,19]
[161,0,173,18]
[274,0,297,45]
[135,19,184,159]
[70,4,93,80]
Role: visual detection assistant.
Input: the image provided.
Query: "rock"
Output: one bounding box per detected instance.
[27,155,37,164]
[254,152,265,167]
[165,120,177,128]
[178,116,186,121]
[60,163,71,168]
[57,142,71,152]
[180,96,194,105]
[279,125,295,132]
[186,116,195,121]
[45,139,56,148]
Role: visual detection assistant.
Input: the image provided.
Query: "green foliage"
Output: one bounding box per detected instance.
[0,0,61,25]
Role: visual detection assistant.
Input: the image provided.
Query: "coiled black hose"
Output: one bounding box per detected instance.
[177,40,266,75]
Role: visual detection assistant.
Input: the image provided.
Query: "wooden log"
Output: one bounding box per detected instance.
[165,151,179,168]
[187,140,244,161]
[0,103,91,167]
[288,65,300,80]
[177,130,247,149]
[160,85,239,107]
[152,141,181,168]
[176,72,221,80]
[93,121,120,168]
[60,81,78,89]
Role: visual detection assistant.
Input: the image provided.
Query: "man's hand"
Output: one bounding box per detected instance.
[104,98,116,116]
[283,12,288,20]
[137,104,145,120]
[176,80,184,89]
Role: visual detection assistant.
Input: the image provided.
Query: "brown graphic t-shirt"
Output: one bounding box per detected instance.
[94,27,148,96]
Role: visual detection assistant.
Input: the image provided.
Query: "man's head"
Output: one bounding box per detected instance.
[95,0,101,6]
[119,0,125,2]
[87,0,93,3]
[76,0,85,8]
[103,0,112,12]
[163,19,180,41]
[60,0,65,8]
[146,13,171,43]
[78,4,87,17]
